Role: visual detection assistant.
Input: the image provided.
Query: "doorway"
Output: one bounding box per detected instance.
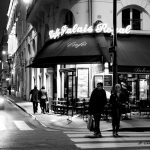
[60,68,77,103]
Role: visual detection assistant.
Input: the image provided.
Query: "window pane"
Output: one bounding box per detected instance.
[122,9,130,28]
[132,9,140,19]
[132,9,141,30]
[65,11,74,28]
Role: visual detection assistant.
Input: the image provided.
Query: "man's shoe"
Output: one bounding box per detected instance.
[115,133,119,136]
[113,132,119,137]
[94,132,102,138]
[97,133,102,137]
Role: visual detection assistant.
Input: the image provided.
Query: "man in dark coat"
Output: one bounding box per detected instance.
[30,86,39,114]
[89,82,107,137]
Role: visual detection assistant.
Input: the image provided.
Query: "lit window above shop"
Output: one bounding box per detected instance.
[122,8,142,30]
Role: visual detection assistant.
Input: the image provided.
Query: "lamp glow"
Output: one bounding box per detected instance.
[23,0,31,4]
[2,51,6,55]
[6,78,10,81]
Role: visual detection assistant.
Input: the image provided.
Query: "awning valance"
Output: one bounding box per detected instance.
[29,33,110,68]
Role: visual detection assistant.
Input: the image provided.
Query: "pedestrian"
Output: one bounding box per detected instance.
[38,86,48,114]
[30,85,39,114]
[7,85,11,95]
[109,84,126,137]
[89,82,107,137]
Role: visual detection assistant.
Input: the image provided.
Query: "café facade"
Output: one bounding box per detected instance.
[30,23,150,103]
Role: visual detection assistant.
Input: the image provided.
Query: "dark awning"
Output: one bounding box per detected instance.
[117,34,150,73]
[29,33,110,68]
[29,33,150,73]
[105,34,150,73]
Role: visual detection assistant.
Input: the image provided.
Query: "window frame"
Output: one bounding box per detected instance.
[122,8,142,30]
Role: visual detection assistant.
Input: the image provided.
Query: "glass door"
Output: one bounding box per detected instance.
[64,71,76,101]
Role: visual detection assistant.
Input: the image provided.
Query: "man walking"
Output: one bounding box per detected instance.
[89,82,107,137]
[30,86,39,114]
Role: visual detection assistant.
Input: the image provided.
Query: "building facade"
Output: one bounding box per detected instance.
[0,30,9,94]
[7,0,38,99]
[7,0,150,104]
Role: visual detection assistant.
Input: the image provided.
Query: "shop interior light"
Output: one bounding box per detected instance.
[6,78,10,81]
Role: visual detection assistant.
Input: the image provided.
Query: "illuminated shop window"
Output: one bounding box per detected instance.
[122,8,141,30]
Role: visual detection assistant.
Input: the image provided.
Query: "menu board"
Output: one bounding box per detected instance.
[77,68,89,98]
[104,75,113,87]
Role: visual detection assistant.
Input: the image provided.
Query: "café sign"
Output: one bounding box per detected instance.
[134,67,150,73]
[49,23,131,39]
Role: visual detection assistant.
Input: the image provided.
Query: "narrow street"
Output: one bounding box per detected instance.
[0,97,79,150]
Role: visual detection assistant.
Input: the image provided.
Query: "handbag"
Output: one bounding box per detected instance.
[87,115,95,131]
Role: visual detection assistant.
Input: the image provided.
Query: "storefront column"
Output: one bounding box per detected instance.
[61,72,65,98]
[57,65,61,100]
[43,68,47,87]
[148,75,150,100]
[136,75,140,100]
[31,68,34,89]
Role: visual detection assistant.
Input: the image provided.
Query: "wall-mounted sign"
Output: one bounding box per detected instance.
[104,75,113,87]
[49,23,131,39]
[94,74,113,88]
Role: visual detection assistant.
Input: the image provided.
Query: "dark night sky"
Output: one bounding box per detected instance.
[0,0,10,42]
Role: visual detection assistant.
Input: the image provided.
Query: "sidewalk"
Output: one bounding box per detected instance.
[5,95,150,131]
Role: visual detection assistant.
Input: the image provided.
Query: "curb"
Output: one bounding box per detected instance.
[6,96,48,128]
[6,96,36,119]
[5,96,88,130]
[118,127,150,132]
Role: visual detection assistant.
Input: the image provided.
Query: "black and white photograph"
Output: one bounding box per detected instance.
[0,0,150,149]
